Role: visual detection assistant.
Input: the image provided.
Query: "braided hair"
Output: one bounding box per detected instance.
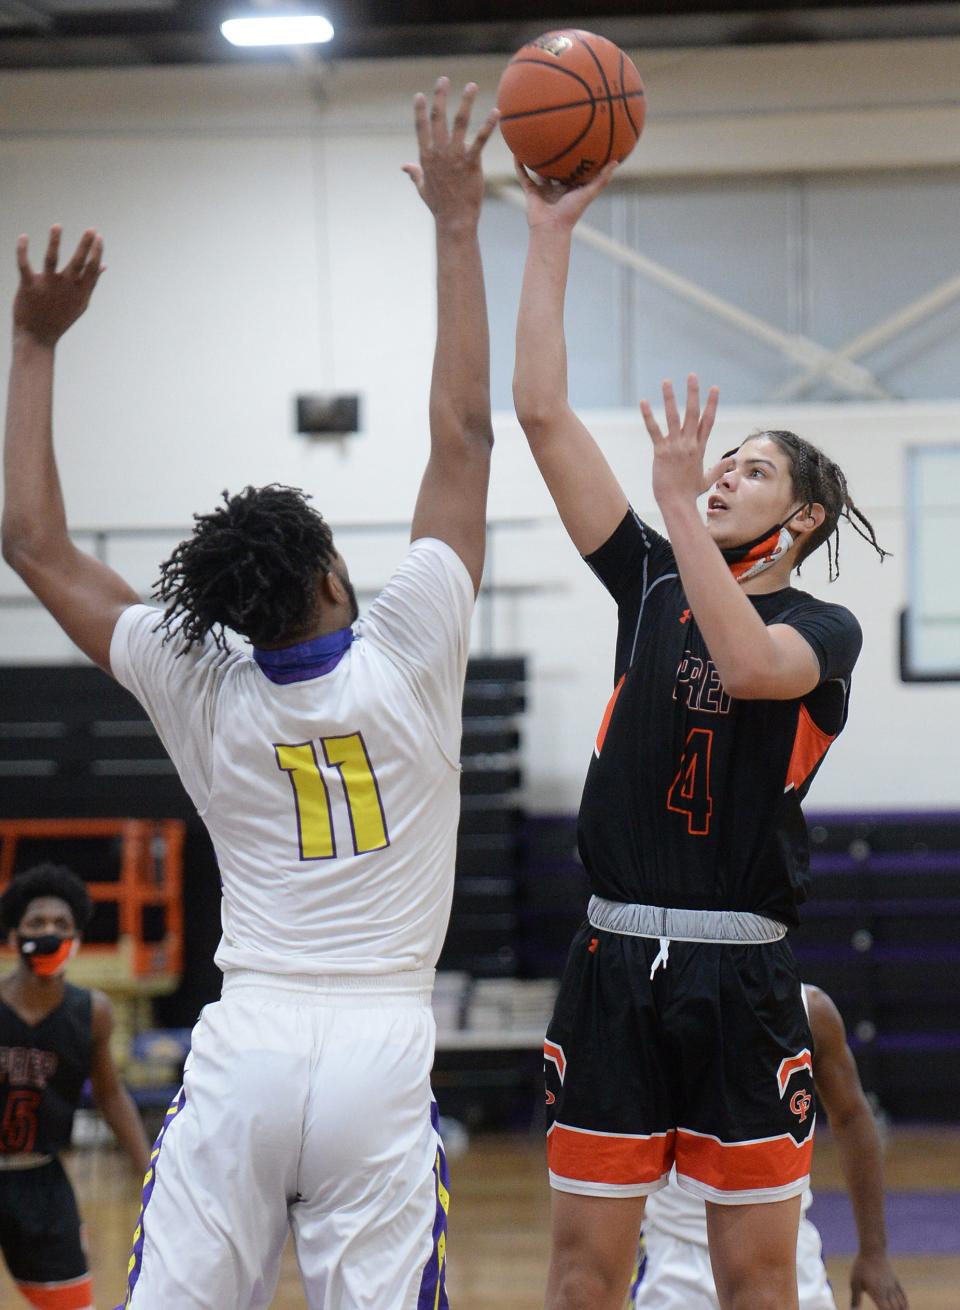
[155,485,336,652]
[0,864,92,933]
[753,430,890,581]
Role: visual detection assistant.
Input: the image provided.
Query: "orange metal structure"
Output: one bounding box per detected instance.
[0,818,184,990]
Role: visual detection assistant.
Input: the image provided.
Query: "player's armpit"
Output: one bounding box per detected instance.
[5,537,139,674]
[517,403,628,557]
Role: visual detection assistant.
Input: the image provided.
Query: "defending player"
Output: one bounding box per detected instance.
[511,162,889,1310]
[3,81,498,1309]
[631,984,908,1310]
[0,863,150,1310]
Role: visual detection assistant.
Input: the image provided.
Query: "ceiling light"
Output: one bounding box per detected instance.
[221,14,334,47]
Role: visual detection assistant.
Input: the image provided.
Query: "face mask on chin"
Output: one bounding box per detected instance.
[17,934,79,978]
[720,521,796,583]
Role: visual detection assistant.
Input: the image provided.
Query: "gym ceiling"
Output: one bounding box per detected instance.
[1,1,959,68]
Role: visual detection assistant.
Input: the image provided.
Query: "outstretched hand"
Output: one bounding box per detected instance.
[640,374,729,509]
[513,156,618,231]
[14,226,105,348]
[850,1252,909,1310]
[402,79,499,229]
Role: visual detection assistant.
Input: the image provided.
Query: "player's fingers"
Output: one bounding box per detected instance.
[401,163,424,192]
[15,235,33,282]
[581,159,618,201]
[639,399,664,445]
[683,372,700,432]
[430,76,450,148]
[698,384,720,446]
[514,157,538,192]
[703,456,735,492]
[469,106,501,158]
[80,234,104,283]
[66,228,97,277]
[451,81,476,147]
[411,92,430,154]
[43,225,62,273]
[662,379,681,434]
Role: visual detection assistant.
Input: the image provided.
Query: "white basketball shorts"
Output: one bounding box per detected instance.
[632,1219,837,1310]
[117,970,449,1310]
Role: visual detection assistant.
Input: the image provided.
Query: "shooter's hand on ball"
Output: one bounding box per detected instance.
[14,226,105,349]
[640,374,728,511]
[403,78,499,231]
[513,156,617,231]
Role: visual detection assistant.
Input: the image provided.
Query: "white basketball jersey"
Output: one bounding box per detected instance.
[110,537,474,977]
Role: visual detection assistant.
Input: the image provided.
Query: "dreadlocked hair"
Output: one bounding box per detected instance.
[154,485,336,652]
[757,430,890,581]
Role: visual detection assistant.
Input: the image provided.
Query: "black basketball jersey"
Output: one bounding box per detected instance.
[0,983,92,1157]
[579,509,863,926]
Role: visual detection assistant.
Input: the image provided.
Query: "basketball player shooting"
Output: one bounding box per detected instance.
[2,79,498,1310]
[511,164,889,1310]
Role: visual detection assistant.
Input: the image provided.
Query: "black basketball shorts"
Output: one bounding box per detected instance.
[544,923,816,1203]
[0,1158,92,1306]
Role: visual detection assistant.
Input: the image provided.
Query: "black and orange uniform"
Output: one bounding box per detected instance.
[545,509,861,1203]
[0,983,94,1309]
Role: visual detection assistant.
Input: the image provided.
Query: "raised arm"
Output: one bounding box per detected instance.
[404,80,499,595]
[808,986,909,1310]
[511,161,628,556]
[2,227,139,672]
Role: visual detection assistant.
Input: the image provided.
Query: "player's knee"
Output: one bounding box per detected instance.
[716,1266,798,1310]
[547,1251,631,1310]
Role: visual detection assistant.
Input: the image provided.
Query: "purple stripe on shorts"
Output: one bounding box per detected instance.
[114,1086,187,1309]
[417,1101,451,1310]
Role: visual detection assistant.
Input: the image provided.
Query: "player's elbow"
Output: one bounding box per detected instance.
[430,402,494,456]
[512,392,569,445]
[720,660,787,701]
[2,519,59,577]
[1,519,34,574]
[720,647,819,701]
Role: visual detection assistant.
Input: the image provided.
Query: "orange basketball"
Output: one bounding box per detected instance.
[497,30,645,185]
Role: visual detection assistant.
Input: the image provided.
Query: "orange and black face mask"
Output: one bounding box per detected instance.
[17,934,77,977]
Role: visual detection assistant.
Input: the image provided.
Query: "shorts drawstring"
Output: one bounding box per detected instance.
[649,937,671,979]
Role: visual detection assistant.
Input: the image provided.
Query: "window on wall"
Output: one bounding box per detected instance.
[482,169,960,412]
[901,445,960,682]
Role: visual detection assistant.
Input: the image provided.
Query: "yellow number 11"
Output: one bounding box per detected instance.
[275,733,389,860]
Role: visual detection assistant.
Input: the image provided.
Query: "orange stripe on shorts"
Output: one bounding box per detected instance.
[17,1275,94,1310]
[548,1123,675,1186]
[676,1127,813,1194]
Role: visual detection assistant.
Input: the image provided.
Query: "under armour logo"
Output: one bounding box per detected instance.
[679,608,691,625]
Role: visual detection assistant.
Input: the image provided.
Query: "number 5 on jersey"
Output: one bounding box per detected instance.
[275,733,389,860]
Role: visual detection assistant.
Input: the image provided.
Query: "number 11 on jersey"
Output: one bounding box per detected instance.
[275,733,389,860]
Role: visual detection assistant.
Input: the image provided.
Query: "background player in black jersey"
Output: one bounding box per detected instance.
[512,163,889,1310]
[0,864,151,1310]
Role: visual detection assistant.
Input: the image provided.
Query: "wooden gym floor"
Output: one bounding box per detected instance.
[2,1128,957,1308]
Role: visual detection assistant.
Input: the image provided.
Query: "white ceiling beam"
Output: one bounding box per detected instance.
[492,181,890,400]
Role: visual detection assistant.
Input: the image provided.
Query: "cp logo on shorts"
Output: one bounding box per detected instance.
[776,1049,815,1141]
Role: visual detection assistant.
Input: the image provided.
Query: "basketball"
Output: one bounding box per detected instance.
[497,30,645,185]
